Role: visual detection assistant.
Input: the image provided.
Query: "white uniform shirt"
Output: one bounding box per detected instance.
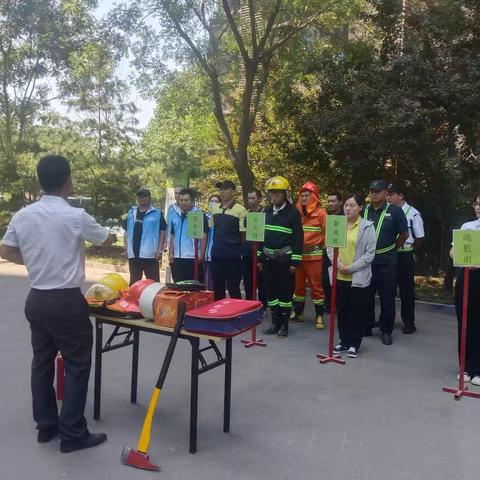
[401,202,425,250]
[460,219,480,231]
[1,195,108,289]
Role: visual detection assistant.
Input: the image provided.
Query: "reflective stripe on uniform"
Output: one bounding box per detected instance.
[267,299,279,307]
[364,204,399,254]
[265,224,292,234]
[303,226,322,232]
[278,301,293,308]
[293,295,306,302]
[291,254,302,261]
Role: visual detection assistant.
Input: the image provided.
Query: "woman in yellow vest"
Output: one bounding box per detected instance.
[327,194,376,358]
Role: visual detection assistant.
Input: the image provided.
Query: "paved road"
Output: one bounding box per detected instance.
[0,261,477,480]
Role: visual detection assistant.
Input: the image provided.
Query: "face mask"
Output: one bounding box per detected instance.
[209,201,219,210]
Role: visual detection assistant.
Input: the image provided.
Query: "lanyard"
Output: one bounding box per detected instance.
[364,203,390,239]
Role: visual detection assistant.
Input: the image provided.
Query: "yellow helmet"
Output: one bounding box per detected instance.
[85,283,119,302]
[265,176,290,191]
[98,273,128,293]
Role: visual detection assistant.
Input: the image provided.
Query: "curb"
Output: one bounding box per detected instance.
[85,261,128,273]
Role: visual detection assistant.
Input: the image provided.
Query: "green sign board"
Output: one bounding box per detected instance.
[187,211,204,239]
[246,212,266,242]
[326,215,347,248]
[453,229,480,267]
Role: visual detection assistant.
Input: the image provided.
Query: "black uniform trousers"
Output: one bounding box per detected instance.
[455,269,480,377]
[242,256,267,305]
[212,258,243,300]
[128,258,160,285]
[171,258,204,283]
[368,263,397,335]
[24,288,92,441]
[337,280,371,349]
[397,251,416,328]
[263,259,294,323]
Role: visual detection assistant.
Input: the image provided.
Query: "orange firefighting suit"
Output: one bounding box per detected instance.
[293,182,327,317]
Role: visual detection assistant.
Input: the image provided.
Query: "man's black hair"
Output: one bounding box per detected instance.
[36,155,71,193]
[179,188,196,200]
[327,192,342,201]
[248,188,262,199]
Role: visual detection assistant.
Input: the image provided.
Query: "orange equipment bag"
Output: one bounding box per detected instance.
[153,289,213,328]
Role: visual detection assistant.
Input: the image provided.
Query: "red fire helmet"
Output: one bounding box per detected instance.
[300,181,319,196]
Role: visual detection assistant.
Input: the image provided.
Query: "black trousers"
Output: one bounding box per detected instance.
[171,258,204,283]
[212,258,243,300]
[455,269,480,376]
[368,263,397,335]
[397,251,416,328]
[24,288,92,441]
[128,258,160,285]
[337,281,371,349]
[242,256,267,305]
[322,252,332,308]
[264,259,294,323]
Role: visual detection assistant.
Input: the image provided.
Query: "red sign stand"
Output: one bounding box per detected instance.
[242,241,267,348]
[443,268,480,400]
[194,239,199,281]
[317,247,345,365]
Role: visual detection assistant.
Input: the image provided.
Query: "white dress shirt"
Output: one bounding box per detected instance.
[1,195,108,289]
[401,202,425,249]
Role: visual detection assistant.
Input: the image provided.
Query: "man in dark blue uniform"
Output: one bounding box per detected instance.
[364,180,408,345]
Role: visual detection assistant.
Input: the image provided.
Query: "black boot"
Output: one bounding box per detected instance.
[263,309,280,334]
[277,310,289,337]
[290,301,305,322]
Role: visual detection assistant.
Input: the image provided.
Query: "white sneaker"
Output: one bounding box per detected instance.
[347,347,358,358]
[471,376,480,386]
[333,344,347,354]
[457,373,471,382]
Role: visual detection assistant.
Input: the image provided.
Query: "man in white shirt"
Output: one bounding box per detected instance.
[0,155,116,453]
[387,184,425,334]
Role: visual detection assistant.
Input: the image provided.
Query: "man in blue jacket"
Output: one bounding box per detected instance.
[123,188,167,285]
[168,188,208,282]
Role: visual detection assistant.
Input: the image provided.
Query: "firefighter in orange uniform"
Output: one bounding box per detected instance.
[291,181,327,329]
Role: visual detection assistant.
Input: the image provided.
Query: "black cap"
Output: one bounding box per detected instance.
[136,187,151,197]
[215,180,236,190]
[387,183,403,194]
[369,180,389,191]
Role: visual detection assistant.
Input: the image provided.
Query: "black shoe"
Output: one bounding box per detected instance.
[60,432,107,454]
[381,332,393,345]
[402,325,417,334]
[37,426,58,443]
[263,326,279,335]
[277,325,288,337]
[364,328,373,337]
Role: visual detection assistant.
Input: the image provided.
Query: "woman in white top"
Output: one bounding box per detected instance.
[452,193,480,385]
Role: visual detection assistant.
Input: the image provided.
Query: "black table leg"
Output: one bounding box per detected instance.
[190,337,200,454]
[131,329,139,404]
[94,318,103,420]
[223,338,232,433]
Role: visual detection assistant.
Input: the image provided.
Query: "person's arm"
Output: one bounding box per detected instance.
[290,209,304,271]
[157,212,167,261]
[412,213,425,250]
[238,206,247,244]
[80,212,114,246]
[0,214,24,264]
[0,244,24,265]
[394,207,409,249]
[198,214,209,263]
[168,223,175,264]
[348,224,377,273]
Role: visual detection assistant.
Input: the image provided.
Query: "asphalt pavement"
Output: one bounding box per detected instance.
[0,261,477,480]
